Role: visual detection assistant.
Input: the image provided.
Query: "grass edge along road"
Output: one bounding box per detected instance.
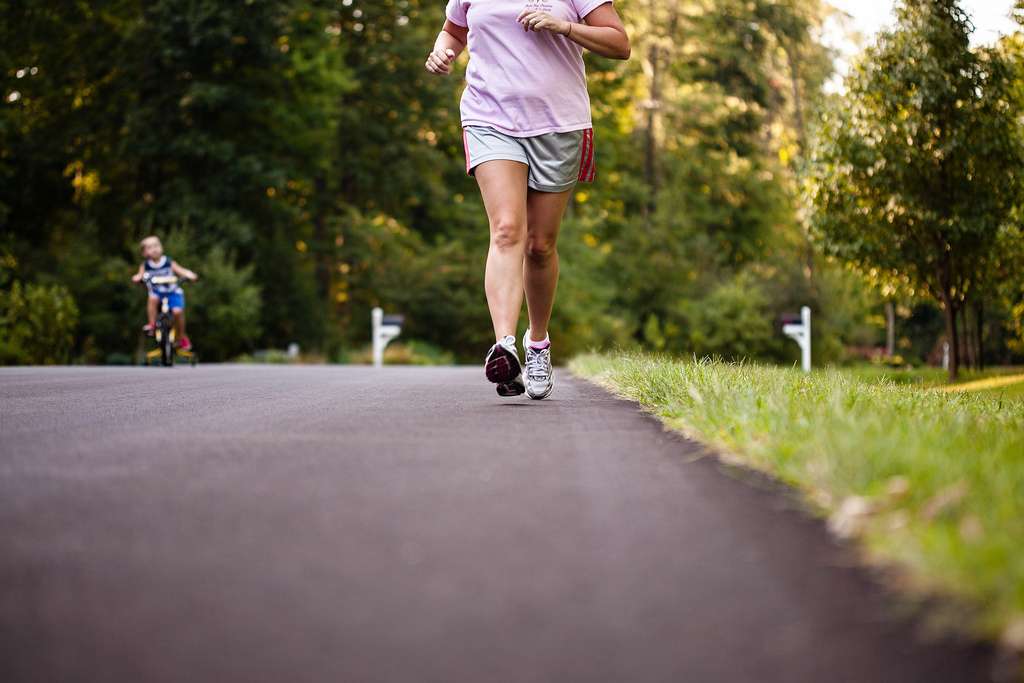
[570,353,1024,657]
[937,373,1024,395]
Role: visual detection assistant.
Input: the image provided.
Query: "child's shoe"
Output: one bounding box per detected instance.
[177,336,192,351]
[142,323,156,337]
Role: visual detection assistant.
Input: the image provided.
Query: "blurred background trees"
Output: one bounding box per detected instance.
[2,0,1023,367]
[807,0,1024,379]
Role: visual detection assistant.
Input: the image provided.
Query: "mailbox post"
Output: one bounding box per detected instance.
[372,307,403,369]
[782,306,812,373]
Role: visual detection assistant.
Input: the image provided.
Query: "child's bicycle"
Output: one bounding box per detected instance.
[142,274,197,368]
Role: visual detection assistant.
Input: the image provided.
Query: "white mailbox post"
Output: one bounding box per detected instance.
[782,306,812,373]
[372,307,403,369]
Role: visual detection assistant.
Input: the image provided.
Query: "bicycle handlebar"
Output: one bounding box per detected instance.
[146,275,179,286]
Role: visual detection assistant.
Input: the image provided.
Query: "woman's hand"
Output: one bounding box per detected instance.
[425,48,457,76]
[516,10,570,36]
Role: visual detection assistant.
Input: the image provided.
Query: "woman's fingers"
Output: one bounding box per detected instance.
[517,11,558,33]
[435,49,454,67]
[425,50,452,74]
[518,11,539,31]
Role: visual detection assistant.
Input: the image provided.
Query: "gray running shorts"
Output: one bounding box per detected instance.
[463,125,596,193]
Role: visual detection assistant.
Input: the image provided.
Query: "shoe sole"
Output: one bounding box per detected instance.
[497,378,526,397]
[485,345,522,385]
[527,380,553,400]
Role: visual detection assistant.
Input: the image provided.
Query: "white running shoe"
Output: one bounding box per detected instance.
[485,335,525,397]
[522,330,554,400]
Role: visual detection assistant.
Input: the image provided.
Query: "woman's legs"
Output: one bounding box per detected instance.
[475,160,530,341]
[523,188,573,342]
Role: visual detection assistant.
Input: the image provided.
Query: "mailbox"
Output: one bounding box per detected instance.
[782,306,812,373]
[372,307,403,368]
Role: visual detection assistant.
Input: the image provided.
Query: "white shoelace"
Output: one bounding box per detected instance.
[525,347,551,381]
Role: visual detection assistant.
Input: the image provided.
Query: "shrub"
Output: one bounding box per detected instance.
[340,339,456,366]
[678,273,781,361]
[161,233,262,361]
[0,280,80,365]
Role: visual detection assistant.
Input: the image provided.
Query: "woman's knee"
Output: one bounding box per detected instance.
[490,214,526,252]
[526,234,558,263]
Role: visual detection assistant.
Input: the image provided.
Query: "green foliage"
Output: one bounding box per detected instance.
[678,272,780,361]
[845,363,1024,388]
[341,339,456,366]
[51,231,138,364]
[161,232,262,361]
[1,0,355,358]
[578,0,849,363]
[994,28,1024,357]
[807,0,1024,378]
[547,216,635,358]
[331,209,487,360]
[0,280,79,365]
[3,0,1021,367]
[573,352,1024,645]
[235,349,299,364]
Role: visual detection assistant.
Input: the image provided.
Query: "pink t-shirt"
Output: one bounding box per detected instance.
[445,0,612,137]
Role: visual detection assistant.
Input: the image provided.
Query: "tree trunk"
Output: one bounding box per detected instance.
[959,305,969,370]
[781,40,818,293]
[313,174,331,301]
[785,43,807,153]
[643,43,660,220]
[942,294,960,382]
[885,302,896,358]
[961,305,976,371]
[975,300,985,371]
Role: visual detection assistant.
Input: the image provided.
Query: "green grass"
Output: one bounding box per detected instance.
[845,364,1024,388]
[339,339,456,366]
[571,352,1024,650]
[981,381,1024,403]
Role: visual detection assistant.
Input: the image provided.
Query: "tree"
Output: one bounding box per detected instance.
[807,0,1023,379]
[0,279,79,365]
[15,0,1013,367]
[598,0,838,357]
[1,0,357,357]
[992,10,1024,358]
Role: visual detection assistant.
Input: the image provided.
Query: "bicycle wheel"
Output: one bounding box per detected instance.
[159,318,174,367]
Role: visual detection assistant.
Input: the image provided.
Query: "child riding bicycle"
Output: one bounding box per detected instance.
[131,236,198,351]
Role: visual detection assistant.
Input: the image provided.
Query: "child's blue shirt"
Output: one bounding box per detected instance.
[144,256,183,295]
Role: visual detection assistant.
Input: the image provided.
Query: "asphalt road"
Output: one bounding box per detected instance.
[0,365,994,682]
